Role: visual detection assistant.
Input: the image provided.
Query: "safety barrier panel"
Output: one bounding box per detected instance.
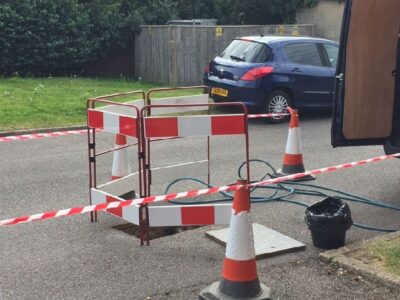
[139,101,250,229]
[87,91,145,223]
[141,87,250,234]
[144,87,212,198]
[144,114,246,138]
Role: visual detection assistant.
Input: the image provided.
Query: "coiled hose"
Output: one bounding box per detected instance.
[164,159,400,232]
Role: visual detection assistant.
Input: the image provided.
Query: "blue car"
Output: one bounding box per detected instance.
[203,36,339,123]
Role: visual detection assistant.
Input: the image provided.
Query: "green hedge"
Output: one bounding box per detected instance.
[0,0,317,76]
[1,1,89,75]
[0,0,178,76]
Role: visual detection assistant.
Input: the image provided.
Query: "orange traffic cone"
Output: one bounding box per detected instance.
[110,133,134,205]
[106,134,132,217]
[274,108,314,181]
[112,134,131,181]
[199,179,272,300]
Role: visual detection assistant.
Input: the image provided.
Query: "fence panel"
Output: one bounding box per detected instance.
[134,24,316,86]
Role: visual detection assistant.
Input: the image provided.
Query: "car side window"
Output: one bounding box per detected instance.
[323,44,339,68]
[284,43,323,67]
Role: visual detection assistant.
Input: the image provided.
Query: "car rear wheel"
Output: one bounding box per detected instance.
[265,90,291,124]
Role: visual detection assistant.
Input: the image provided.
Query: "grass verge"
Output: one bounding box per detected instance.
[0,76,203,132]
[370,238,400,277]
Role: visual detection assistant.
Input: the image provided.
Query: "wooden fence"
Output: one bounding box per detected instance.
[134,24,316,86]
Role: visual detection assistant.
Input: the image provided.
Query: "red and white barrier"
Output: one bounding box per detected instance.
[144,115,246,138]
[91,160,232,226]
[1,153,399,227]
[88,109,138,137]
[92,187,231,227]
[139,97,250,231]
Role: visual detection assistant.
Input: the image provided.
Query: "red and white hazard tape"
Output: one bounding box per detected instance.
[1,153,399,227]
[0,113,286,143]
[0,129,91,143]
[247,113,289,119]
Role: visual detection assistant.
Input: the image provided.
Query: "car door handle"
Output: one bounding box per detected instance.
[291,68,302,73]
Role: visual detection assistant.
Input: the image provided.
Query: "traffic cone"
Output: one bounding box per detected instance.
[111,133,134,201]
[274,108,315,181]
[111,134,148,245]
[199,179,272,300]
[112,134,131,181]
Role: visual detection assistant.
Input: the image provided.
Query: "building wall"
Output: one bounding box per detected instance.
[296,0,345,41]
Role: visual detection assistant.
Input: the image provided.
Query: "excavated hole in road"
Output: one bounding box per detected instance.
[111,192,207,240]
[113,223,202,240]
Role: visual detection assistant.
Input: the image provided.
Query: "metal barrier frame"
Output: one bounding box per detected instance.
[86,87,251,245]
[139,101,251,239]
[145,86,211,195]
[141,102,251,189]
[87,91,145,224]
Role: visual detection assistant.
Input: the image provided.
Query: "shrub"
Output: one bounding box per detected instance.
[0,1,97,75]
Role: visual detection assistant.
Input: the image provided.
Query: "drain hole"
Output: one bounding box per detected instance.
[113,224,202,240]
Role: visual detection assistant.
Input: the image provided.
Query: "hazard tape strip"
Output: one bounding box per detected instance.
[0,113,287,143]
[0,129,91,142]
[247,113,289,119]
[1,153,399,227]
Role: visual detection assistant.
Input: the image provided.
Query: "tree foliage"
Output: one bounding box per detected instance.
[175,0,318,24]
[0,0,318,76]
[0,1,94,75]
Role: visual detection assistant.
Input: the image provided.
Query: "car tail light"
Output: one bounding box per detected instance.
[204,64,210,73]
[241,67,274,81]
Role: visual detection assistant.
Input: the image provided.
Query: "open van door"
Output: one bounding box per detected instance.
[331,0,400,153]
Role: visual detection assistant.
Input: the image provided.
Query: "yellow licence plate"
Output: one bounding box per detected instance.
[211,87,228,97]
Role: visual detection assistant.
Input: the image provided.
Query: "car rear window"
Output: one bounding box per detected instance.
[219,39,272,63]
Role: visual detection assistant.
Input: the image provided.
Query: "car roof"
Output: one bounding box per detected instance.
[238,35,337,45]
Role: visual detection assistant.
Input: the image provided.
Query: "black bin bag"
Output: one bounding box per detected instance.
[305,197,353,249]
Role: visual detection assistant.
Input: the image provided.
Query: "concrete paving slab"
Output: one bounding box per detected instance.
[205,223,306,259]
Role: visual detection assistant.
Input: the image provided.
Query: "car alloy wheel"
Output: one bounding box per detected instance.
[269,95,288,114]
[265,90,291,124]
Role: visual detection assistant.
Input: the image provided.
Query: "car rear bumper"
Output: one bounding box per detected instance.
[204,76,270,108]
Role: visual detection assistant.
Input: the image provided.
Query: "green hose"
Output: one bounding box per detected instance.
[163,159,400,233]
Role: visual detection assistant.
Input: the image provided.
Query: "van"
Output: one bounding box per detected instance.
[331,0,400,156]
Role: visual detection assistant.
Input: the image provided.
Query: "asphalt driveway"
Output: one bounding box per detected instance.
[1,112,399,299]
